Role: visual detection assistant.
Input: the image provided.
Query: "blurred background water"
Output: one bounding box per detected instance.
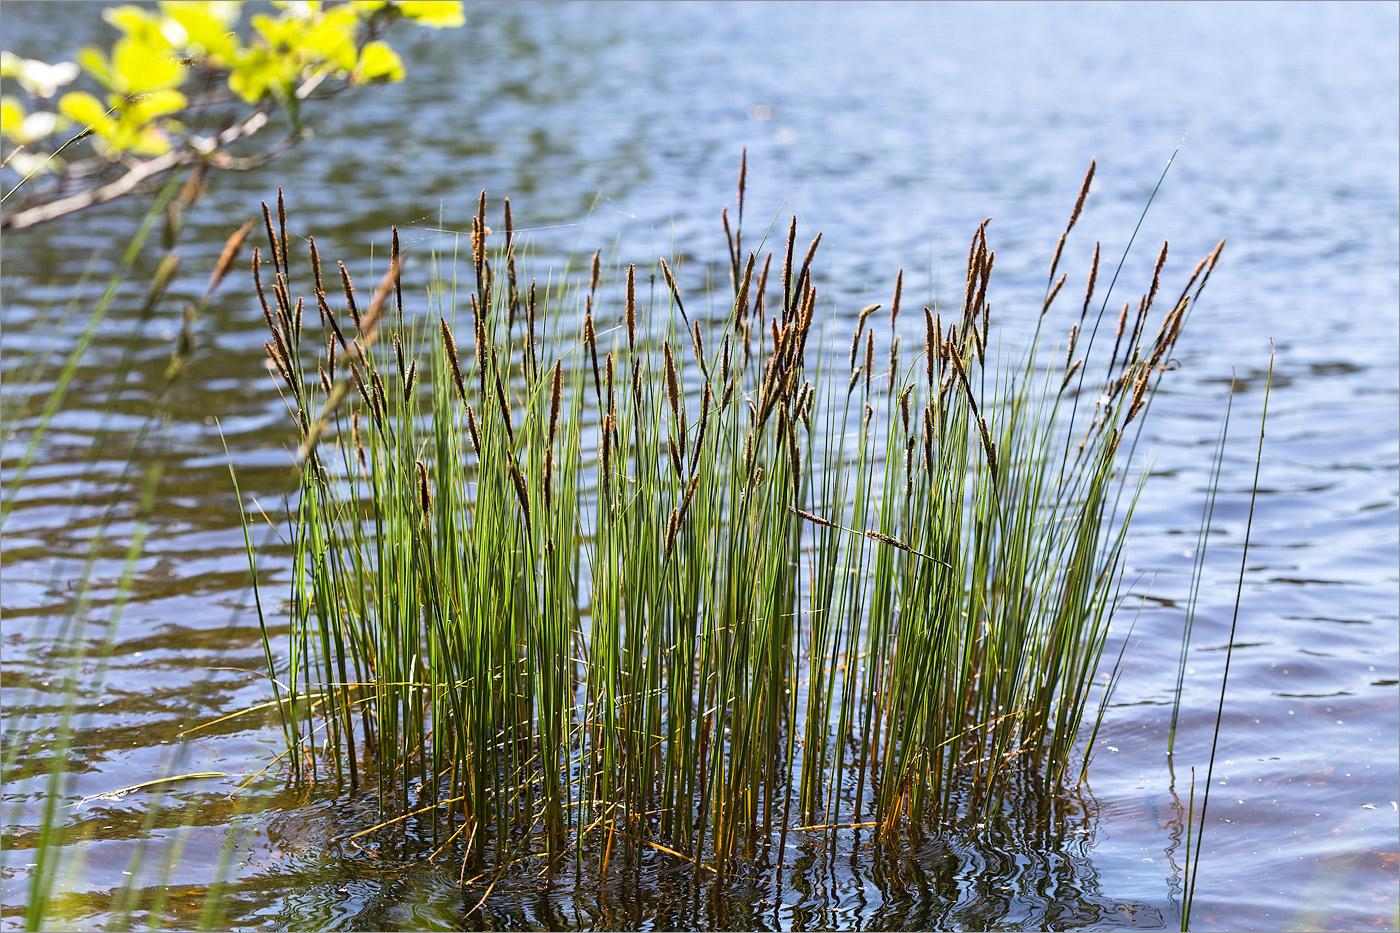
[2,2,1397,929]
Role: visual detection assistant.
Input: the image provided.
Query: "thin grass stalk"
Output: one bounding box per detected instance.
[1183,350,1273,930]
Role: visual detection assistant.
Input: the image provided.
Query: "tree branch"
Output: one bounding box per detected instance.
[2,112,269,231]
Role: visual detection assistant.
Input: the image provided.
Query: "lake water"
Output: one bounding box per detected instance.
[3,2,1397,930]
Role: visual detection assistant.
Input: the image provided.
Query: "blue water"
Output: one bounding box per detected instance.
[3,2,1397,929]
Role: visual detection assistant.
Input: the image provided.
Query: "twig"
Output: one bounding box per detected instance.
[3,113,269,230]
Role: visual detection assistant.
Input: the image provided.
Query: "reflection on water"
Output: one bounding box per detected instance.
[202,784,1166,932]
[3,2,1397,930]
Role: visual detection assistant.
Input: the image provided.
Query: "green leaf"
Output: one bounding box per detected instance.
[104,5,181,48]
[124,88,187,124]
[111,37,186,93]
[57,91,115,135]
[77,47,116,90]
[161,0,241,27]
[160,2,241,65]
[251,11,302,48]
[228,45,295,103]
[1,97,26,135]
[301,8,359,71]
[396,1,464,28]
[356,41,404,83]
[124,123,175,156]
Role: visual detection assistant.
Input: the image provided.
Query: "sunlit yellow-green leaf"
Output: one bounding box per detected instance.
[104,5,181,48]
[111,37,186,93]
[301,8,359,71]
[124,89,187,124]
[355,41,404,83]
[228,46,296,103]
[161,0,240,26]
[77,47,116,90]
[251,11,304,49]
[122,122,174,156]
[104,5,160,36]
[396,1,464,29]
[58,91,116,135]
[10,0,443,162]
[1,97,26,135]
[160,2,240,64]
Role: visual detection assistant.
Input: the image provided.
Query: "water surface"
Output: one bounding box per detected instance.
[3,2,1397,930]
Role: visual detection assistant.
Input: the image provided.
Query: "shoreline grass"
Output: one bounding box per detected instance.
[242,161,1225,879]
[0,170,264,930]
